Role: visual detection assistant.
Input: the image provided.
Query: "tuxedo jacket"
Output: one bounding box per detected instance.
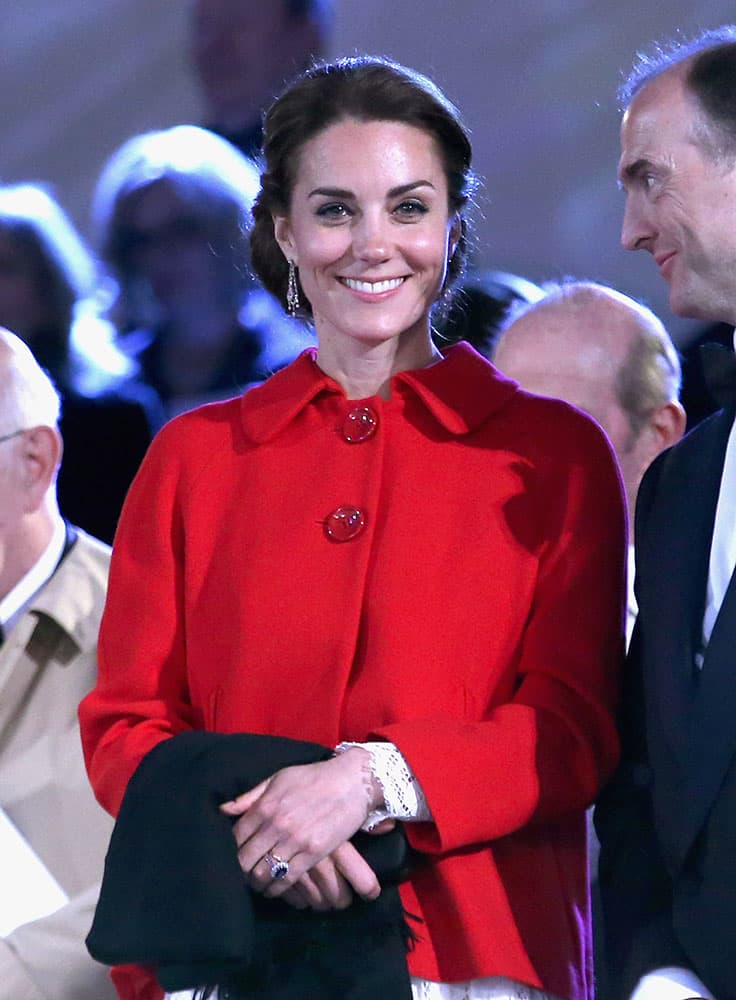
[595,406,736,1000]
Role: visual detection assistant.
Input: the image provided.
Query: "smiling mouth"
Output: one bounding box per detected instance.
[655,252,675,275]
[339,277,406,294]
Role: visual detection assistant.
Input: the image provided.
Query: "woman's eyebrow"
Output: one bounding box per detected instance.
[307,180,436,199]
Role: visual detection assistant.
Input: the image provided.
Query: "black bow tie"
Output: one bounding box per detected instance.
[700,342,736,408]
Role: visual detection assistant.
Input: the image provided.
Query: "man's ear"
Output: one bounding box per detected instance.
[20,425,62,510]
[273,216,296,265]
[650,400,687,453]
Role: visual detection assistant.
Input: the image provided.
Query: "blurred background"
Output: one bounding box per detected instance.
[2,0,735,349]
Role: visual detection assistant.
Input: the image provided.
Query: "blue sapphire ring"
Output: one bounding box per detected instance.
[264,851,289,880]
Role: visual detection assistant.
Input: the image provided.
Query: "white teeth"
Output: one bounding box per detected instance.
[342,277,405,294]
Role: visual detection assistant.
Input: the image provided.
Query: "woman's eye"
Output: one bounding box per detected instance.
[316,203,350,219]
[394,199,428,217]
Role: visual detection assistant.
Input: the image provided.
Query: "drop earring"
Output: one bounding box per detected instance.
[287,260,300,316]
[440,245,457,300]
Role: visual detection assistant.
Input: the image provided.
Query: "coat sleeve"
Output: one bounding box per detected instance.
[372,412,627,853]
[79,418,196,817]
[594,455,690,998]
[0,885,116,1000]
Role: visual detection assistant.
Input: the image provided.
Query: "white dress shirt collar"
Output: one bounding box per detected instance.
[702,329,736,647]
[626,544,637,650]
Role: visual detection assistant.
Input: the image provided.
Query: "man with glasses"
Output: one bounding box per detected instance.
[0,328,115,999]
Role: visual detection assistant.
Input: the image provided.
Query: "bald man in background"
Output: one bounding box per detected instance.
[493,280,685,643]
[493,281,686,1000]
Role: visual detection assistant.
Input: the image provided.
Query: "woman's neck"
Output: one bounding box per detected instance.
[315,326,442,400]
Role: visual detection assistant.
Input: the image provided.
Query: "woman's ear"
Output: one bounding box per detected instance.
[273,216,297,265]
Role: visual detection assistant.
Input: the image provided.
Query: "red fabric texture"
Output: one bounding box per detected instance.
[79,343,626,1000]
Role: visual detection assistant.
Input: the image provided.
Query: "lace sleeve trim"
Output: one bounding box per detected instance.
[335,740,431,828]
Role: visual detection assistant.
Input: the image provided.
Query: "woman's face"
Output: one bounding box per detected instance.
[274,118,459,351]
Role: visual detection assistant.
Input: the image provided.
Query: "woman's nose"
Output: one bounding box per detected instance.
[352,213,390,262]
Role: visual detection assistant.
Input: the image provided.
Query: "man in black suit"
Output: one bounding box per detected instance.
[595,25,736,1000]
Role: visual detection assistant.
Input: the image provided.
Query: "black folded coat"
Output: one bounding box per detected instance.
[87,731,415,999]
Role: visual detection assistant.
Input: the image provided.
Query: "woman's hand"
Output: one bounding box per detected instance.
[273,842,379,910]
[220,748,384,902]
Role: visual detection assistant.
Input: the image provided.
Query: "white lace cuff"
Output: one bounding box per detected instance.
[335,740,431,828]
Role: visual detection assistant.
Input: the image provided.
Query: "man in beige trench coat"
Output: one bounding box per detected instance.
[0,327,116,999]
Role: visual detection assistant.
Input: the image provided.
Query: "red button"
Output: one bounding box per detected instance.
[342,406,378,443]
[324,505,366,542]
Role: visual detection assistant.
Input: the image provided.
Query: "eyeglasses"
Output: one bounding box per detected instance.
[0,429,26,444]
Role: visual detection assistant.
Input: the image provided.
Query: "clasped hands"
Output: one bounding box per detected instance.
[220,746,393,911]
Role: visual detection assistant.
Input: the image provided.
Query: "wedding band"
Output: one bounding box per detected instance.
[263,851,289,880]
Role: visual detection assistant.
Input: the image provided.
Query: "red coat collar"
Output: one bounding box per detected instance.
[240,342,519,444]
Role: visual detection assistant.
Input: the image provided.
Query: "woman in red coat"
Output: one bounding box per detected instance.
[80,57,626,1000]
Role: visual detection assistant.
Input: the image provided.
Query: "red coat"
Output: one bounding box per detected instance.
[79,343,626,1000]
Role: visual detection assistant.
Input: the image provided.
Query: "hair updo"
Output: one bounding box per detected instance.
[250,56,476,317]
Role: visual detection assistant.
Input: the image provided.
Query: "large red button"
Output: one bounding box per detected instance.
[324,505,366,542]
[342,406,378,443]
